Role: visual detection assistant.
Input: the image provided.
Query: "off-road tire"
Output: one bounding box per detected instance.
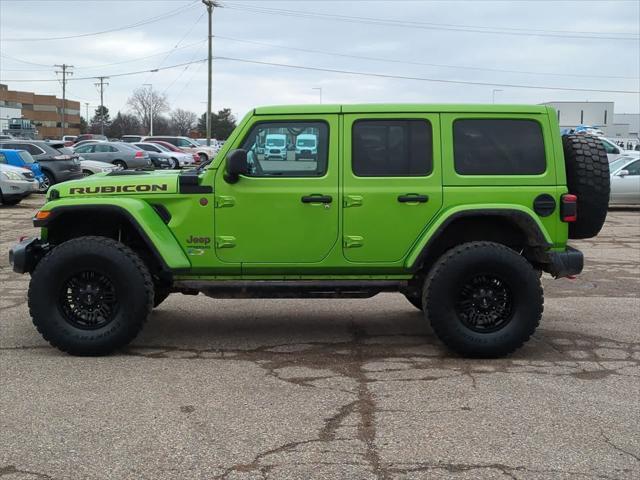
[403,293,423,311]
[562,134,610,239]
[424,241,543,358]
[153,288,171,308]
[28,236,154,355]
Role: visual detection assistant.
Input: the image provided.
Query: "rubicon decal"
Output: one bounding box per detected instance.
[69,184,169,194]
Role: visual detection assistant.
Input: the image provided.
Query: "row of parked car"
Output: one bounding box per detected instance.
[0,135,221,205]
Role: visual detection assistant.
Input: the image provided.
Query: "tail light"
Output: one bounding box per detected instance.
[135,151,144,158]
[561,194,577,222]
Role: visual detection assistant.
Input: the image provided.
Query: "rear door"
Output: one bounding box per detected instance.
[342,114,443,262]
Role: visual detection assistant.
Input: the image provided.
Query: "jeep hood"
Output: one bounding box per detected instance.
[49,170,181,199]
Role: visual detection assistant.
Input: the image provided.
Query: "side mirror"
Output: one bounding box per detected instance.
[617,169,629,177]
[224,149,248,184]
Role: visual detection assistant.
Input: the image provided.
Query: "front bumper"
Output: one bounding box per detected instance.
[9,237,49,274]
[547,246,584,278]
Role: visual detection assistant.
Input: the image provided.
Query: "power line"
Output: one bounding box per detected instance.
[223,3,639,41]
[2,55,638,95]
[1,1,200,42]
[0,53,52,67]
[214,34,639,81]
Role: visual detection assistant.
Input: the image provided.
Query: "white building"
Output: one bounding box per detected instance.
[0,103,22,133]
[541,101,639,139]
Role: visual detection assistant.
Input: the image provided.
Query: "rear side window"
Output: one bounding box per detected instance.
[24,144,45,156]
[352,120,432,176]
[453,119,546,175]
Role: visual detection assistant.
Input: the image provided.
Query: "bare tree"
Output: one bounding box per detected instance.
[127,87,169,134]
[170,108,197,136]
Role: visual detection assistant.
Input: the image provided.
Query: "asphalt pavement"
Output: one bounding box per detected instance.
[1,196,639,479]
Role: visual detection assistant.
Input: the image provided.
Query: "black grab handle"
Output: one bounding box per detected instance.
[301,195,333,204]
[397,194,429,203]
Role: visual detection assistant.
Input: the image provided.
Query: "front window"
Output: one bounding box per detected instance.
[240,121,329,177]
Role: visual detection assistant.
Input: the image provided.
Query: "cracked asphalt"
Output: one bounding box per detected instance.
[1,196,639,480]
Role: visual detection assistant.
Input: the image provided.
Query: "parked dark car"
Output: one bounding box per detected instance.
[0,140,82,190]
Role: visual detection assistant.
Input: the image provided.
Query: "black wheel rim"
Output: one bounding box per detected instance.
[59,270,117,329]
[455,274,513,333]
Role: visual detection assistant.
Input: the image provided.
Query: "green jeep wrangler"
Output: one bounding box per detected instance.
[9,104,610,357]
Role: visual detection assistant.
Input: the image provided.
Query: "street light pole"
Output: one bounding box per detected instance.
[143,83,153,135]
[492,89,503,104]
[312,87,322,104]
[202,0,218,147]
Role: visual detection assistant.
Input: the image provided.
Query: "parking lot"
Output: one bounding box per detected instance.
[0,196,638,479]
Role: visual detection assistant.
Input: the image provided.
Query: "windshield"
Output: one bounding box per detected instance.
[18,151,35,163]
[609,158,628,173]
[152,143,171,152]
[267,138,285,147]
[297,139,316,147]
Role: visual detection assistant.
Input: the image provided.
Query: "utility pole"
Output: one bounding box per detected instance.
[202,0,218,147]
[54,64,73,138]
[94,77,109,136]
[312,87,322,104]
[85,103,90,123]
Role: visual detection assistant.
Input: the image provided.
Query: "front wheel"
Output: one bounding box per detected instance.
[169,157,179,169]
[198,153,208,163]
[424,242,543,358]
[28,236,154,355]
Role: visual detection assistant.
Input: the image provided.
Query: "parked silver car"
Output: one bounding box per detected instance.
[609,153,640,205]
[73,142,152,170]
[135,142,196,169]
[0,163,38,205]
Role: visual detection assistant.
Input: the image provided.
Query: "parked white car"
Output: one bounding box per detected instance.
[0,163,39,205]
[609,153,640,205]
[600,137,628,163]
[79,159,119,176]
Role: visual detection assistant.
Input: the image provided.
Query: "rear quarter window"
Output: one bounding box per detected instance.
[453,119,546,175]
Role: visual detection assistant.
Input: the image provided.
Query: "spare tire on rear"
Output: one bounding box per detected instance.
[562,134,610,239]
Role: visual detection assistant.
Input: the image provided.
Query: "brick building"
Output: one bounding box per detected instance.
[0,83,81,139]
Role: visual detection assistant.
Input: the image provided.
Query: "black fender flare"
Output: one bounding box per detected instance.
[409,209,551,272]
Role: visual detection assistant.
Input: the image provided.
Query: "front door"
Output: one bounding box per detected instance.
[342,114,443,262]
[214,116,339,265]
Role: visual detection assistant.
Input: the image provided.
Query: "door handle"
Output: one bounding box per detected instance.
[301,194,333,204]
[397,194,429,203]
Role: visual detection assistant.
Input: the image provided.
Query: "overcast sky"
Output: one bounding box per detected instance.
[0,0,638,122]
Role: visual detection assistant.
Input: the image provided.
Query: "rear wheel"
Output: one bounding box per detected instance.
[40,171,54,192]
[424,241,543,358]
[28,236,154,355]
[113,160,127,169]
[82,169,93,177]
[403,293,423,311]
